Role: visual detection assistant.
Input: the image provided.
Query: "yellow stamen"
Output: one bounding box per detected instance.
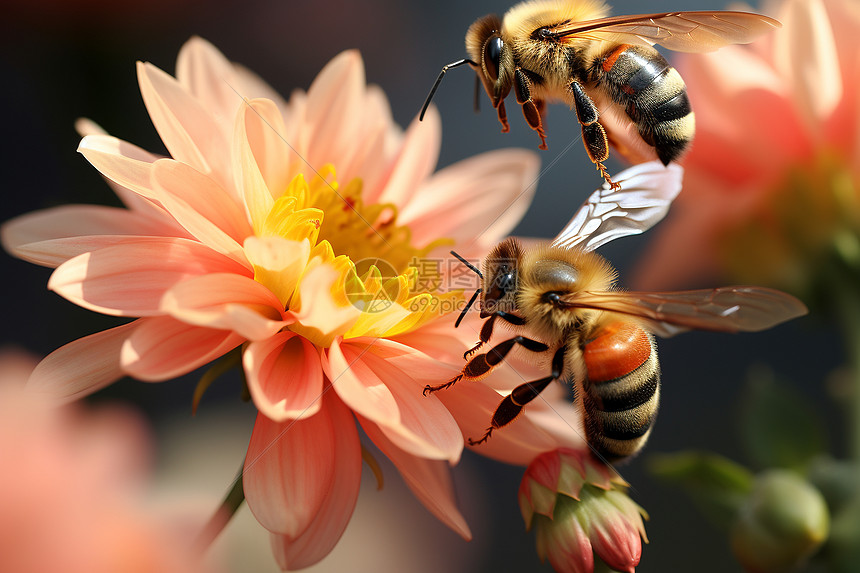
[249,166,464,347]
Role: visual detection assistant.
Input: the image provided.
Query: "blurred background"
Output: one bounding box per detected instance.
[0,0,839,571]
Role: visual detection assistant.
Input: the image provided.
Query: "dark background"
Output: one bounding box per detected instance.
[0,1,840,571]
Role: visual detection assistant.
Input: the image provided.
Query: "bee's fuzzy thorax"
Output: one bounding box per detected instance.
[520,243,616,293]
[502,0,611,41]
[516,244,616,342]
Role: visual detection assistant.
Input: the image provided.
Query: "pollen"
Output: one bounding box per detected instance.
[251,165,462,347]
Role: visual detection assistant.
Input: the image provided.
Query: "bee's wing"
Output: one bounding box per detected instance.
[544,11,781,53]
[551,161,683,252]
[560,287,807,337]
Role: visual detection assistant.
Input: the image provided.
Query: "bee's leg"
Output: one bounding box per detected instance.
[423,334,547,396]
[514,67,548,150]
[469,346,566,445]
[496,100,510,133]
[568,80,619,190]
[465,311,526,359]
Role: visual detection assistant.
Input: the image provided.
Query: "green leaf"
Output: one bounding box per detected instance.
[739,364,828,470]
[649,451,754,529]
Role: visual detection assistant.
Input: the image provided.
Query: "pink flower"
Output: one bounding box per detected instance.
[518,448,648,573]
[0,348,212,573]
[2,38,585,568]
[633,0,860,295]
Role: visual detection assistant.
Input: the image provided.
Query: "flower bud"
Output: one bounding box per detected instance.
[731,470,829,573]
[519,449,648,573]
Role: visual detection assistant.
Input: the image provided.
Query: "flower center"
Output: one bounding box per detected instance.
[717,150,860,297]
[249,165,461,347]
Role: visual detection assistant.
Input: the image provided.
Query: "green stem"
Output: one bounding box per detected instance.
[195,467,246,553]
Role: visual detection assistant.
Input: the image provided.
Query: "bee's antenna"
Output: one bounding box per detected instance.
[450,250,483,328]
[455,288,481,328]
[450,250,483,278]
[420,58,479,121]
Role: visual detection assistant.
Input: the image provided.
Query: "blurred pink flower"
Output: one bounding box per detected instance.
[518,448,648,573]
[0,348,211,573]
[2,38,585,568]
[633,0,860,294]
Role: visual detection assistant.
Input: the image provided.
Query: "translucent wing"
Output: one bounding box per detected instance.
[551,161,683,252]
[559,287,807,337]
[542,11,781,53]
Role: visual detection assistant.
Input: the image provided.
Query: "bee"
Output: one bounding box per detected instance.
[420,1,780,188]
[424,161,807,462]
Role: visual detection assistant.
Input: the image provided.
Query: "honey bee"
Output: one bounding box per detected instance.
[424,161,807,462]
[420,1,780,188]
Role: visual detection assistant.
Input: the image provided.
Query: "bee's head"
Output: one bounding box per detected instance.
[465,14,513,107]
[480,237,522,317]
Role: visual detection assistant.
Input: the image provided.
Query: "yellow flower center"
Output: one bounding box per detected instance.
[248,165,460,347]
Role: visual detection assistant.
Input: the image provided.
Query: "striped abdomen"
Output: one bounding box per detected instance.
[580,321,660,462]
[590,44,694,165]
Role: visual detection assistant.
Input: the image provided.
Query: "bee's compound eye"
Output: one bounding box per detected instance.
[483,35,504,82]
[494,266,515,294]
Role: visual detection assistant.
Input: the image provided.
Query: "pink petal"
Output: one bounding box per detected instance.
[517,383,588,452]
[825,0,860,79]
[590,512,642,573]
[358,414,472,540]
[321,337,397,422]
[75,121,163,213]
[243,236,311,308]
[290,264,361,342]
[400,148,540,249]
[774,0,842,127]
[237,98,294,203]
[76,124,179,219]
[392,312,486,366]
[338,85,400,195]
[244,394,360,565]
[370,106,441,207]
[233,101,282,233]
[119,316,243,381]
[176,36,287,118]
[340,122,393,203]
[677,45,783,108]
[302,50,366,172]
[2,205,176,267]
[137,61,232,190]
[323,338,463,462]
[265,394,361,570]
[77,134,161,202]
[28,321,140,403]
[175,36,245,128]
[160,273,291,341]
[8,235,172,270]
[48,238,247,316]
[244,331,324,421]
[150,158,251,264]
[437,380,564,466]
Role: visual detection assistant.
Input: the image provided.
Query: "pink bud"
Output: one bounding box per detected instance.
[519,449,648,573]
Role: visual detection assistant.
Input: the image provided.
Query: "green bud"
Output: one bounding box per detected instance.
[731,470,829,573]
